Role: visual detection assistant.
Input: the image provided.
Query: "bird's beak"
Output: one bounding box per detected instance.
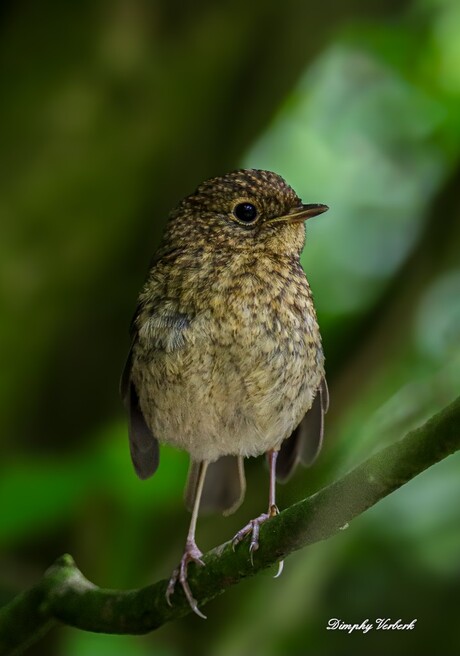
[268,203,329,224]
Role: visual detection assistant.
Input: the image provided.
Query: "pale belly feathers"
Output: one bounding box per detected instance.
[132,294,324,463]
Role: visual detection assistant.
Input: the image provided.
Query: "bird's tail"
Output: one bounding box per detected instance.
[185,455,246,516]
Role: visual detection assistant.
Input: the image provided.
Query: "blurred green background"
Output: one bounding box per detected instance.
[1,0,460,654]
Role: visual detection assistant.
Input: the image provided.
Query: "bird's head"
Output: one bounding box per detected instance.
[164,169,328,257]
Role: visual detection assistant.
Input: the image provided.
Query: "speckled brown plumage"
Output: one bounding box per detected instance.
[121,168,328,617]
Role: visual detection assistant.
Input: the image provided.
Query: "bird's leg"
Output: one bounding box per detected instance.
[232,449,283,573]
[166,460,208,619]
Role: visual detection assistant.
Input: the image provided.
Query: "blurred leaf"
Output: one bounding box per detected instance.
[0,422,188,546]
[62,630,158,656]
[245,45,447,320]
[0,459,91,545]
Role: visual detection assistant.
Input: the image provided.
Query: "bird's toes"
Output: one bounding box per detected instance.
[165,567,180,607]
[164,542,206,618]
[232,511,271,559]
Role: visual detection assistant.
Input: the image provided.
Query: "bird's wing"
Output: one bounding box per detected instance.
[120,306,196,480]
[185,456,246,516]
[121,340,160,480]
[276,377,329,482]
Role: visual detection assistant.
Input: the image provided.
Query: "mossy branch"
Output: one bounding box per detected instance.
[1,395,459,655]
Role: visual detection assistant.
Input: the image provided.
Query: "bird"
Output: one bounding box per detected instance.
[121,168,328,618]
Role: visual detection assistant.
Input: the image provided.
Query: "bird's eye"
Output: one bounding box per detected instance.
[233,202,258,224]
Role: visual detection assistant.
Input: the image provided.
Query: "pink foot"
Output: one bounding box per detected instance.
[232,504,280,564]
[165,540,206,619]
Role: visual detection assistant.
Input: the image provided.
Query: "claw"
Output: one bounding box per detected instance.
[249,520,261,556]
[274,559,284,578]
[249,539,258,567]
[269,504,279,518]
[165,540,207,619]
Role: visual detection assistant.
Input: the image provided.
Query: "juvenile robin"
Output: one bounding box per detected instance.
[121,169,328,618]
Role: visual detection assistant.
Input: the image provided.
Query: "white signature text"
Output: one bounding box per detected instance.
[327,618,417,634]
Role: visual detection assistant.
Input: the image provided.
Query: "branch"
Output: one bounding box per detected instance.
[1,395,459,655]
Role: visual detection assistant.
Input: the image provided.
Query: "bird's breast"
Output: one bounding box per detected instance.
[134,256,324,462]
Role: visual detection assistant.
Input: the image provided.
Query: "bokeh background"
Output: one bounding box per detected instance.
[1,0,460,654]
